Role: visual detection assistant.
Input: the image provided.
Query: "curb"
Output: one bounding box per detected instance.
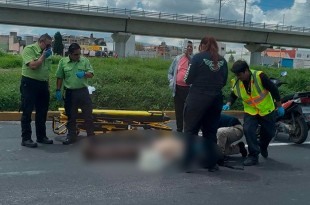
[0,110,244,121]
[0,111,60,121]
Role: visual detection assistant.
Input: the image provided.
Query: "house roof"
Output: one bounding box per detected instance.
[263,49,296,58]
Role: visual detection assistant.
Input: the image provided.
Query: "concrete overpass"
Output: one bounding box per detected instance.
[1,0,310,64]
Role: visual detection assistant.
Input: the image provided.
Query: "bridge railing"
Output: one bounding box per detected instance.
[1,0,310,34]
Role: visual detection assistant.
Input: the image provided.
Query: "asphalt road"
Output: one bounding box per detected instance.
[0,121,310,205]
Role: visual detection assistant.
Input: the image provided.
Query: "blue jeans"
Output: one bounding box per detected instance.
[243,112,276,156]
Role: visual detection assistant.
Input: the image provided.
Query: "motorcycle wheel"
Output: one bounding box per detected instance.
[289,115,308,144]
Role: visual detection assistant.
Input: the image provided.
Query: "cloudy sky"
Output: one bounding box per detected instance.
[1,0,309,51]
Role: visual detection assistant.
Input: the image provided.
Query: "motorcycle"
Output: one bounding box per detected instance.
[269,71,310,144]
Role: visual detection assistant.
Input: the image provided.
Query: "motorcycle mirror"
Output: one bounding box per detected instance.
[280,71,287,77]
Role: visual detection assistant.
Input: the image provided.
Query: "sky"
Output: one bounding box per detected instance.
[0,0,309,52]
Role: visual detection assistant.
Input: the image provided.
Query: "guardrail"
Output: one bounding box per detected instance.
[1,0,310,33]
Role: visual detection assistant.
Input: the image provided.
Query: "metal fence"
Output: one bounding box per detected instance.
[1,0,310,33]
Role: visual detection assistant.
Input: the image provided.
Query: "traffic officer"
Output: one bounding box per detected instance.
[55,43,95,145]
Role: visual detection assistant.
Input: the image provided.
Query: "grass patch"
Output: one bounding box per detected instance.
[0,53,309,111]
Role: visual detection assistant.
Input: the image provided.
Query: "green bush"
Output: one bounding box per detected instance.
[0,50,6,57]
[0,54,309,111]
[0,54,22,69]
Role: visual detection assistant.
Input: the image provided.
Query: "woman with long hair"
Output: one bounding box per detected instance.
[182,36,228,172]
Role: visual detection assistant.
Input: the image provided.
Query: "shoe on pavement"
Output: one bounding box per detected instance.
[243,156,259,166]
[63,137,77,145]
[238,142,248,157]
[208,164,220,172]
[21,139,38,148]
[37,137,53,144]
[260,148,268,158]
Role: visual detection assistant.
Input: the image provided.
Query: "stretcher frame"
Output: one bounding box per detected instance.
[52,108,172,135]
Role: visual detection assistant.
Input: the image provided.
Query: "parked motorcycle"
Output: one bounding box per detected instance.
[269,71,310,144]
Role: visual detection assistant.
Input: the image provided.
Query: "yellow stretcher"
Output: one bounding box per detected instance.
[52,108,172,135]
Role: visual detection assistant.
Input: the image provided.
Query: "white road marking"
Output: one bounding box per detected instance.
[269,141,310,146]
[244,141,310,148]
[0,170,46,176]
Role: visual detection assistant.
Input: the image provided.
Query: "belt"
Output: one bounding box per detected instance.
[65,87,87,91]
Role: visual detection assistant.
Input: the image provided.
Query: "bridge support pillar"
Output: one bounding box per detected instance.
[111,32,131,58]
[244,43,270,65]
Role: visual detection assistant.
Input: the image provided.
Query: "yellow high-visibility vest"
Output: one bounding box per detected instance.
[231,70,275,116]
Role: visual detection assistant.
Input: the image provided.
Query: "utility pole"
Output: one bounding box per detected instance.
[218,0,222,21]
[243,0,247,26]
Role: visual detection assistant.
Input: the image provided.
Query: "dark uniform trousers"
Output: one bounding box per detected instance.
[174,85,190,132]
[20,76,50,141]
[243,111,276,157]
[64,87,94,138]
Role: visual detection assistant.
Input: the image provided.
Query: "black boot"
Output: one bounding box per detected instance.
[260,147,268,158]
[21,139,38,148]
[63,136,77,145]
[243,155,259,166]
[37,137,53,144]
[208,164,219,172]
[238,142,248,157]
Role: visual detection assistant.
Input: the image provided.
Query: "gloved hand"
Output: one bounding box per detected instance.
[55,90,62,101]
[222,104,230,111]
[76,71,85,79]
[45,48,52,58]
[277,106,285,117]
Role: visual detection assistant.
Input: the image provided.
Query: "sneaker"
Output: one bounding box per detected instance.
[238,142,248,157]
[260,148,268,158]
[243,156,259,166]
[21,139,38,148]
[37,137,53,144]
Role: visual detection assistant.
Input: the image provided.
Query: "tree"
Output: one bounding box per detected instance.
[53,32,64,56]
[135,43,144,51]
[228,54,235,63]
[94,38,106,46]
[227,49,236,54]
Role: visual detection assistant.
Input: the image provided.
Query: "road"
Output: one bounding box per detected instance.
[0,121,310,205]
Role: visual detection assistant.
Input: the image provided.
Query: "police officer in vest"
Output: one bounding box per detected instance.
[223,60,285,166]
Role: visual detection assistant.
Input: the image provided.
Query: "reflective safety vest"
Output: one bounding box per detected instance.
[231,70,275,116]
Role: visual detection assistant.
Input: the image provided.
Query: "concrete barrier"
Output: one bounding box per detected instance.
[0,110,244,121]
[0,111,60,121]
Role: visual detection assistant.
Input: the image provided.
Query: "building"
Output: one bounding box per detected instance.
[0,35,9,52]
[0,32,24,53]
[24,35,35,45]
[262,48,298,68]
[183,39,226,56]
[294,49,310,68]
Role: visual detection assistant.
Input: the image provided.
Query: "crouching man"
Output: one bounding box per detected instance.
[217,114,247,158]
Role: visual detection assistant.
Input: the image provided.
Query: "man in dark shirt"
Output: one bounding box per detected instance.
[217,114,247,157]
[223,60,284,166]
